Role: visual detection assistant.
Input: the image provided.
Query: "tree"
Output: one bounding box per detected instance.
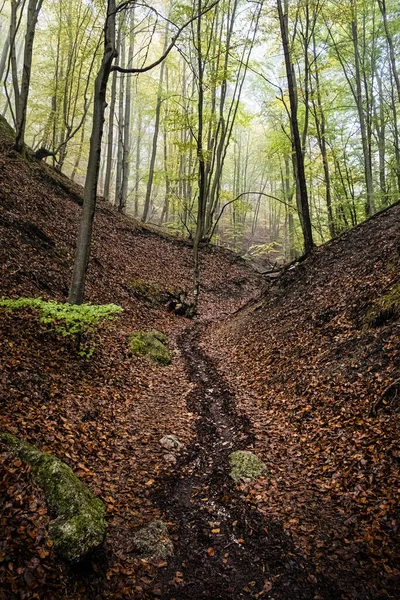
[276,0,314,254]
[68,0,221,304]
[7,0,43,153]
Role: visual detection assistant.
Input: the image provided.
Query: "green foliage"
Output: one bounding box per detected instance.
[244,242,281,260]
[363,284,400,329]
[130,330,171,365]
[0,297,122,356]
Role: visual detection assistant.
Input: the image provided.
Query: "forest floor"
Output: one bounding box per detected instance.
[0,121,400,600]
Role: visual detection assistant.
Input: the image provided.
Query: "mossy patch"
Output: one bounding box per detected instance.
[0,115,15,142]
[132,520,173,560]
[130,330,171,365]
[363,283,400,329]
[229,450,266,482]
[0,433,106,562]
[130,278,178,305]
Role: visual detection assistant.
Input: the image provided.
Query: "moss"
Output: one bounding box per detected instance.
[130,331,171,365]
[0,115,15,142]
[130,278,176,305]
[229,450,266,482]
[363,283,400,329]
[131,278,162,300]
[0,433,106,562]
[132,520,173,560]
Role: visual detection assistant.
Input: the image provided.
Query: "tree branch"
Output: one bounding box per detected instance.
[111,0,221,74]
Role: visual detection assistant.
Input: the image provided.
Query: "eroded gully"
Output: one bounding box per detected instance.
[152,325,339,600]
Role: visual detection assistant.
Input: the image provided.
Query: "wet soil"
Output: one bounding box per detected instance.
[153,326,340,599]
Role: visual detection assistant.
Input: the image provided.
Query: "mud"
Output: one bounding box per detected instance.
[153,327,340,599]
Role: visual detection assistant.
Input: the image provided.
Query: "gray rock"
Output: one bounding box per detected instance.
[163,453,177,464]
[0,432,106,562]
[160,434,183,451]
[132,520,173,560]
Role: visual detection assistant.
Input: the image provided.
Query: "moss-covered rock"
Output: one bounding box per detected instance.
[0,433,106,562]
[130,330,171,365]
[229,450,266,482]
[132,520,173,560]
[363,283,400,329]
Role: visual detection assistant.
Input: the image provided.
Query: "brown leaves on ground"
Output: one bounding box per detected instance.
[207,205,400,599]
[0,135,260,599]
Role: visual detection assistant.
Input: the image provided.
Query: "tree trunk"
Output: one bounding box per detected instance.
[310,32,335,238]
[193,0,207,307]
[14,0,43,153]
[119,7,135,212]
[378,0,400,104]
[71,121,86,182]
[103,66,117,202]
[115,23,125,208]
[142,22,169,222]
[134,108,142,217]
[68,0,117,305]
[350,10,375,217]
[277,0,314,254]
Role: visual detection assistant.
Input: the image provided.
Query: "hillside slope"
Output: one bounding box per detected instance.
[208,202,400,598]
[1,117,400,599]
[0,123,261,599]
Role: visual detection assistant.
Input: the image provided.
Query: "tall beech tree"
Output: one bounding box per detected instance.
[68,0,221,304]
[276,0,314,254]
[7,0,43,153]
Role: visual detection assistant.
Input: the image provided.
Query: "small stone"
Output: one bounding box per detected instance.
[160,435,183,451]
[132,520,173,560]
[163,453,177,464]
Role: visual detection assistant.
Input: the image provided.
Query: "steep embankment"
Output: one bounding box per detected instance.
[208,204,400,598]
[0,121,260,599]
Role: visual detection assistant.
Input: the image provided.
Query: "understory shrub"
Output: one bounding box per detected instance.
[0,297,123,356]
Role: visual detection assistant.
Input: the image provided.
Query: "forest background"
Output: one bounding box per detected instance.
[1,0,399,266]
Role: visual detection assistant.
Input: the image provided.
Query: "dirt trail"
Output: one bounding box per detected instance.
[153,326,339,600]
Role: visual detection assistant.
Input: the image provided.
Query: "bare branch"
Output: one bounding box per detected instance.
[111,0,221,74]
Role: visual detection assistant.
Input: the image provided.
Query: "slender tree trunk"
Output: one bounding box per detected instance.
[311,32,335,238]
[0,32,10,83]
[119,7,135,212]
[277,0,314,254]
[142,22,169,222]
[375,72,388,205]
[71,121,86,181]
[284,155,295,259]
[160,125,170,224]
[350,10,375,216]
[103,66,117,202]
[68,1,117,305]
[9,0,22,125]
[193,1,207,308]
[14,0,43,153]
[134,108,142,217]
[115,24,125,208]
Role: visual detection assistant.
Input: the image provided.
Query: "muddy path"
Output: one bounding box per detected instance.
[152,326,340,600]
